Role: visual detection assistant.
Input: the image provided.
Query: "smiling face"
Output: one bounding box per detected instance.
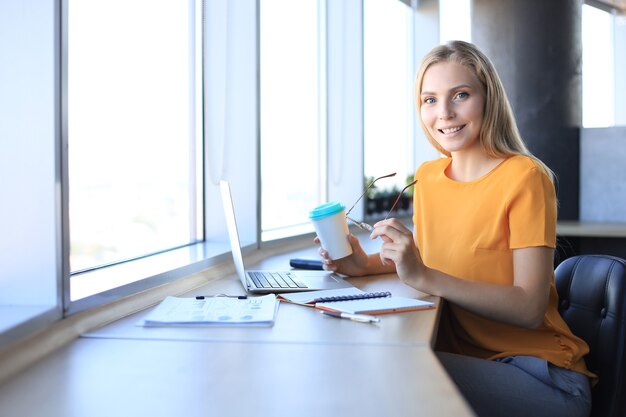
[419,61,486,156]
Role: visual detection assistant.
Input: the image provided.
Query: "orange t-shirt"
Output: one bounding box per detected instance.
[412,155,594,379]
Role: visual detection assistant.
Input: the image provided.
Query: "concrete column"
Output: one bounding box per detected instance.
[472,0,582,220]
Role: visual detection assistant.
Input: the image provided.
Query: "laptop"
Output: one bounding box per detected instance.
[220,180,354,294]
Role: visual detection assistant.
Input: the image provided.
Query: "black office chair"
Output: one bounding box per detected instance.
[555,254,626,417]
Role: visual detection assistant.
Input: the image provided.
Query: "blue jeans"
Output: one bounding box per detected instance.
[436,352,592,417]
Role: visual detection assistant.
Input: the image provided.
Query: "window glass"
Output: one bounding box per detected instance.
[582,4,615,127]
[0,0,61,341]
[364,0,413,207]
[260,0,322,238]
[68,0,203,273]
[439,0,471,43]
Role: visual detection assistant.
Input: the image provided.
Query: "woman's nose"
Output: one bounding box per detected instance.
[438,102,455,120]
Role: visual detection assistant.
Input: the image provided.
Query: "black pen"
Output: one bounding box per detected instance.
[319,310,380,324]
[195,294,248,300]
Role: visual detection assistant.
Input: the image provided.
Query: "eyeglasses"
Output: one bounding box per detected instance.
[345,173,418,232]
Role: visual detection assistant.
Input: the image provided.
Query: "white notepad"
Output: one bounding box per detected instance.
[278,287,434,315]
[316,296,434,315]
[277,287,383,305]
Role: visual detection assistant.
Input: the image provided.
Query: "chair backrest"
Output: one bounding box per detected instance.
[555,254,626,417]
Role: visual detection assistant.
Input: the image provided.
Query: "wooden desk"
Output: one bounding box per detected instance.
[0,338,469,417]
[557,220,626,238]
[83,273,441,348]
[0,238,475,417]
[555,221,626,265]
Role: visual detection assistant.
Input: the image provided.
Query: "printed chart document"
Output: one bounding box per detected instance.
[277,287,434,315]
[140,294,279,327]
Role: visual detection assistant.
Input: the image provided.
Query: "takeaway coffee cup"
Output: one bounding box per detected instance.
[309,201,353,260]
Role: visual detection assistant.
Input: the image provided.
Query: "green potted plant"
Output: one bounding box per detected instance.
[364,176,378,216]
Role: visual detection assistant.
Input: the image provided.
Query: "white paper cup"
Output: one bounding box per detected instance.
[309,201,353,260]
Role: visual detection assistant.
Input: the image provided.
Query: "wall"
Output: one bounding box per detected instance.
[580,126,626,222]
[472,0,582,220]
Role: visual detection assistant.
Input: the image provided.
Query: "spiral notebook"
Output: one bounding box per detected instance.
[277,287,434,315]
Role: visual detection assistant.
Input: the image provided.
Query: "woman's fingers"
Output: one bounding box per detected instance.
[379,242,402,266]
[371,219,416,267]
[322,262,338,272]
[371,220,412,243]
[374,217,411,232]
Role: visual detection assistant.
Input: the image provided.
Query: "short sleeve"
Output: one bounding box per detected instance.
[507,167,557,249]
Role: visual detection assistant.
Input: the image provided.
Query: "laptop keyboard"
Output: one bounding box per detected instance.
[248,271,308,289]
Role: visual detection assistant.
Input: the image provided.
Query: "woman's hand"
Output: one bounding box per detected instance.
[370,218,426,286]
[314,234,371,276]
[371,218,553,329]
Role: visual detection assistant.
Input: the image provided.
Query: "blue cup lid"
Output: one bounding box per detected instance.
[309,201,345,220]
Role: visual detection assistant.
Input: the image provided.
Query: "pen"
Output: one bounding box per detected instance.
[195,294,248,300]
[319,310,380,324]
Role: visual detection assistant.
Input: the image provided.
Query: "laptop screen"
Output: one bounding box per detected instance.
[220,180,249,290]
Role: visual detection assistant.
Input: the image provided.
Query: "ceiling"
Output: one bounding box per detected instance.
[398,0,626,16]
[586,0,626,14]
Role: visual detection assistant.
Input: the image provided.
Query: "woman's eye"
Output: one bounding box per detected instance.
[455,92,469,100]
[424,97,435,104]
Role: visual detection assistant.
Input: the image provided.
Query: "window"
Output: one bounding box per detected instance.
[582,4,615,127]
[260,0,323,240]
[0,0,62,345]
[0,0,446,347]
[439,0,471,43]
[364,0,415,209]
[67,0,203,297]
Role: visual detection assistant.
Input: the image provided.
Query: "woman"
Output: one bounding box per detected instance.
[318,41,595,417]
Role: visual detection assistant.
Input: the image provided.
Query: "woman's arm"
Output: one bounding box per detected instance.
[315,234,396,277]
[372,219,553,329]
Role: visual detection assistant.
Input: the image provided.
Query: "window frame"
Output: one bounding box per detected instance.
[60,0,262,315]
[60,0,214,314]
[0,0,64,348]
[0,0,444,349]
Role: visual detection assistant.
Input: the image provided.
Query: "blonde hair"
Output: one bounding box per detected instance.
[414,40,555,182]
